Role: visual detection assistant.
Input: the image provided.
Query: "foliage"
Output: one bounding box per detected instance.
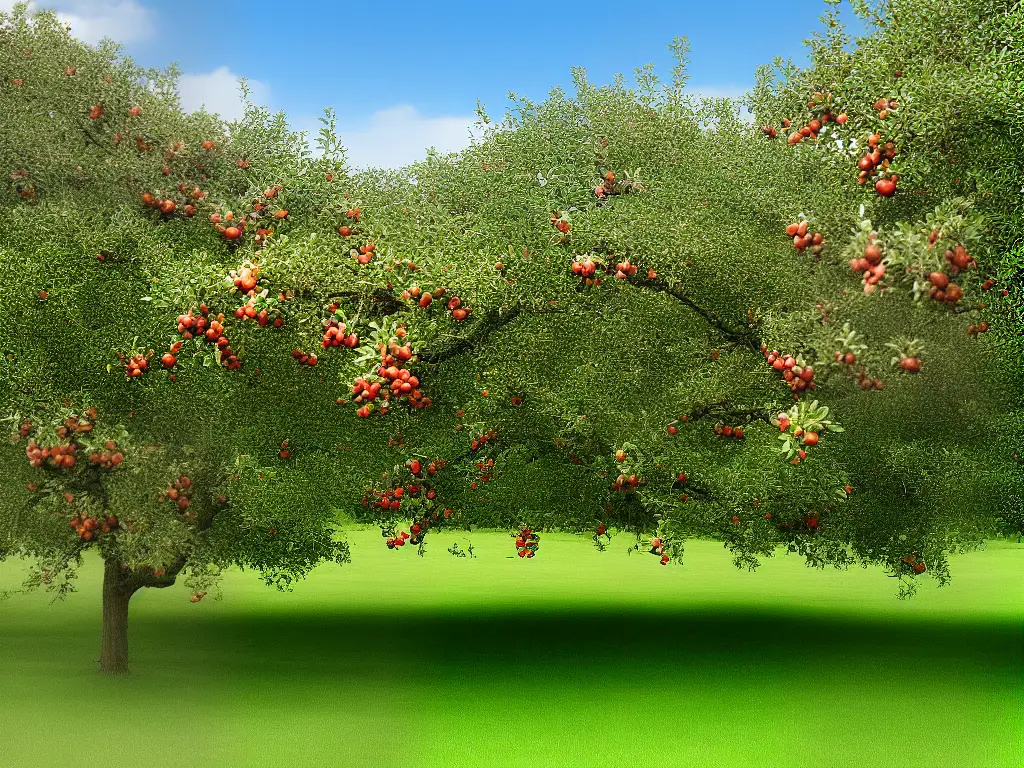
[0,0,1020,635]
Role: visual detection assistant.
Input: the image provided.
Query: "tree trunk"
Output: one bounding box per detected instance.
[99,558,137,675]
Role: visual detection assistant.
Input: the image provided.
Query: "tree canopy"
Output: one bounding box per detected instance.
[0,0,1020,673]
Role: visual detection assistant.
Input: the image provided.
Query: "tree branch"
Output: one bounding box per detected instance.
[419,305,524,364]
[684,399,774,425]
[630,275,762,349]
[318,288,404,316]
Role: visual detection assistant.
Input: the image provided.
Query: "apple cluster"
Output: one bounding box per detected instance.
[785,221,825,254]
[856,133,898,195]
[140,190,197,218]
[772,411,821,464]
[235,292,284,327]
[291,349,319,367]
[470,428,498,452]
[901,554,927,575]
[593,170,618,199]
[322,308,359,348]
[471,456,499,489]
[365,459,454,549]
[352,241,376,265]
[713,424,746,439]
[21,411,108,470]
[926,245,975,306]
[25,439,77,469]
[159,474,194,515]
[649,536,671,565]
[849,235,887,293]
[68,512,119,542]
[610,471,642,493]
[400,284,445,307]
[514,528,539,558]
[88,440,125,469]
[210,209,248,242]
[782,91,846,145]
[550,213,571,234]
[377,342,429,409]
[613,259,639,280]
[854,367,884,390]
[349,378,382,408]
[446,295,471,322]
[570,256,600,287]
[120,352,151,378]
[760,346,817,396]
[176,307,240,371]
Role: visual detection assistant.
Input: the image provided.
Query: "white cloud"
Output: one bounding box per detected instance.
[56,1,154,44]
[1,1,156,44]
[176,67,270,122]
[292,104,487,171]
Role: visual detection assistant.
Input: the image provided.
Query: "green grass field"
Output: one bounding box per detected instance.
[1,528,1021,768]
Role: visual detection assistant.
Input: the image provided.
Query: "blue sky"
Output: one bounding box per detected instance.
[3,0,868,169]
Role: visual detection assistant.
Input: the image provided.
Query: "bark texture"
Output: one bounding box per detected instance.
[99,558,137,675]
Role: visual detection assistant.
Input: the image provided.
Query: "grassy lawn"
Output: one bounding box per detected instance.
[0,528,1021,767]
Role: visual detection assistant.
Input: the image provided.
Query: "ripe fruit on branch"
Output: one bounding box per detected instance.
[613,259,638,280]
[291,349,318,367]
[176,308,240,371]
[761,346,817,395]
[231,264,260,294]
[713,424,746,439]
[888,338,925,374]
[119,350,152,379]
[445,295,471,322]
[550,211,571,239]
[773,400,843,463]
[514,528,539,558]
[898,356,921,373]
[321,308,359,348]
[849,236,888,293]
[570,255,600,287]
[469,429,498,452]
[785,221,825,254]
[160,474,194,515]
[352,241,376,265]
[874,177,897,197]
[855,135,897,187]
[610,472,642,493]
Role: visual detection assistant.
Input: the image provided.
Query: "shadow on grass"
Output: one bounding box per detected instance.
[127,607,1023,682]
